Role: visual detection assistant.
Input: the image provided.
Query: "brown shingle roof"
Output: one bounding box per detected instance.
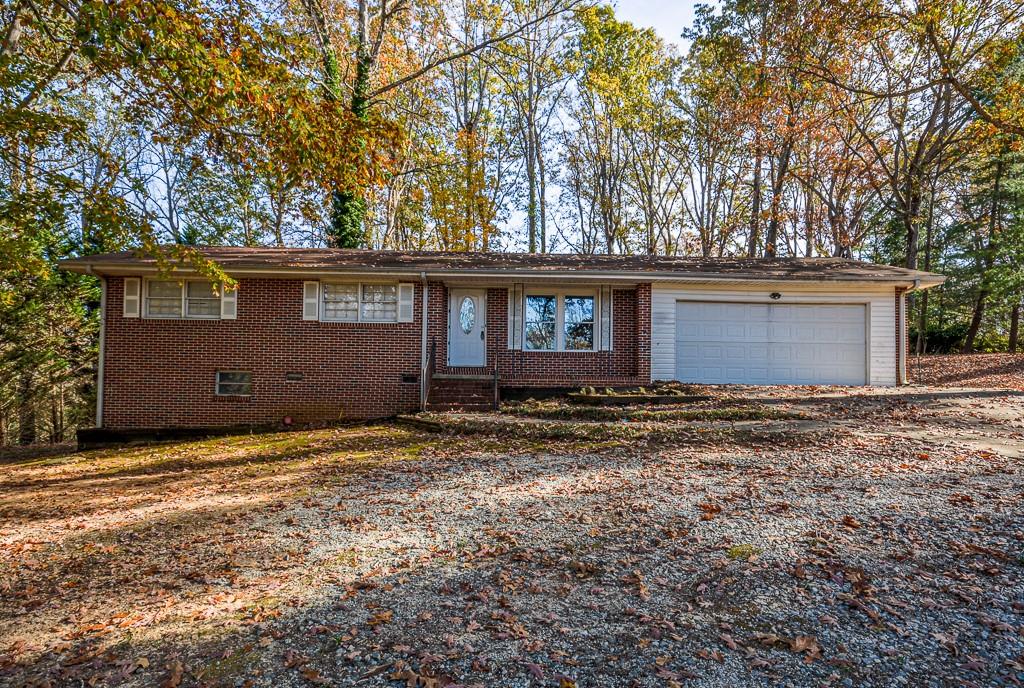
[59,246,944,285]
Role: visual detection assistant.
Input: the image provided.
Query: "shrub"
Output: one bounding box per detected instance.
[910,322,969,354]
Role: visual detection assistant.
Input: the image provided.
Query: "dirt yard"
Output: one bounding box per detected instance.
[2,375,1024,686]
[910,352,1024,389]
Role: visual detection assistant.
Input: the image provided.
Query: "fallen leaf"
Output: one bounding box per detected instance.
[162,659,183,688]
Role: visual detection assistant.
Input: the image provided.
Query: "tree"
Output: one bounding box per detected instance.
[299,0,582,246]
[562,6,668,254]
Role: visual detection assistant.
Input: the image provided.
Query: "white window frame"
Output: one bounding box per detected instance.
[320,281,401,323]
[144,278,222,320]
[215,370,252,396]
[523,289,597,352]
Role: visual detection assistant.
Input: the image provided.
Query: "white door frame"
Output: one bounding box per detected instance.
[448,288,487,367]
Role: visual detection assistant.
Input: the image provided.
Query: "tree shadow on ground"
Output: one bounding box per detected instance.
[11,473,1024,687]
[3,421,1022,688]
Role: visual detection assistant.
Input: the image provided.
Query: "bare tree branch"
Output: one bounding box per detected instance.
[369,0,583,100]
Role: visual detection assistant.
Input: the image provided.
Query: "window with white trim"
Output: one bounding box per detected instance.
[144,279,223,319]
[525,295,556,350]
[186,281,220,317]
[322,283,359,321]
[564,295,595,350]
[321,282,399,322]
[216,371,252,396]
[524,291,596,351]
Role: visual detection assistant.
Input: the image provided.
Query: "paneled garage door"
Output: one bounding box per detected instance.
[674,302,867,385]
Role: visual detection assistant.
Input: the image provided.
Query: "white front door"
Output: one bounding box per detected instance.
[448,289,487,367]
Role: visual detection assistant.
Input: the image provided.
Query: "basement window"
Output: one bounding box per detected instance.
[216,371,252,396]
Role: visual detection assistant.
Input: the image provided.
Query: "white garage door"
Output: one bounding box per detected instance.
[675,302,867,385]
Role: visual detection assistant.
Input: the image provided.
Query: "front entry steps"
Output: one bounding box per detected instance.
[426,373,497,411]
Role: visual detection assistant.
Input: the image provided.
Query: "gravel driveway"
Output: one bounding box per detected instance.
[2,387,1023,688]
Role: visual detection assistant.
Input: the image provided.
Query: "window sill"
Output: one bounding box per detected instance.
[520,349,606,354]
[315,319,406,325]
[141,316,223,321]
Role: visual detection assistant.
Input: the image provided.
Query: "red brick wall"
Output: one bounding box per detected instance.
[101,277,654,429]
[101,277,423,429]
[428,282,651,385]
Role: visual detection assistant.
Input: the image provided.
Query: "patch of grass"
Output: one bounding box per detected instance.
[503,400,801,423]
[328,549,360,568]
[426,415,728,443]
[577,383,708,397]
[197,645,259,684]
[726,544,762,560]
[418,412,838,449]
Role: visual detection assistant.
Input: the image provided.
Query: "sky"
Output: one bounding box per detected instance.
[612,0,704,51]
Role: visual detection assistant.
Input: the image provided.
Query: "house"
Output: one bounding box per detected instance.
[60,248,944,431]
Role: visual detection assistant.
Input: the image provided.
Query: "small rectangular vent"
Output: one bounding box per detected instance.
[285,372,304,382]
[401,374,418,384]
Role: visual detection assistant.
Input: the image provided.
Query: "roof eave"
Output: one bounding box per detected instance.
[58,259,945,287]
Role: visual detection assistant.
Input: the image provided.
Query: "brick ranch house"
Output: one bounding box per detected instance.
[60,248,944,431]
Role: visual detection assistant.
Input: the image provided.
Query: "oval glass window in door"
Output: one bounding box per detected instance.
[459,297,475,333]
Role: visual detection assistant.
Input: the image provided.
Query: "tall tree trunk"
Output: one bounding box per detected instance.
[961,156,1004,354]
[748,149,763,257]
[765,139,793,258]
[525,63,540,253]
[537,138,547,253]
[305,0,368,248]
[49,381,61,444]
[902,168,926,270]
[804,188,814,257]
[961,292,987,354]
[916,183,937,354]
[1010,301,1020,354]
[526,123,538,253]
[329,50,370,248]
[18,371,35,446]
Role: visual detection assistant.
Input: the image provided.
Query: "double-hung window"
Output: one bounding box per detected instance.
[524,295,557,350]
[563,295,595,350]
[146,280,184,318]
[321,283,399,322]
[186,281,220,318]
[145,279,222,319]
[524,291,596,351]
[322,284,359,321]
[360,284,398,321]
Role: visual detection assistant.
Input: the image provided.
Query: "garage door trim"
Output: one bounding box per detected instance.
[673,299,871,385]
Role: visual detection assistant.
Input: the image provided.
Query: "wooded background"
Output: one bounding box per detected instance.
[3,0,1023,445]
